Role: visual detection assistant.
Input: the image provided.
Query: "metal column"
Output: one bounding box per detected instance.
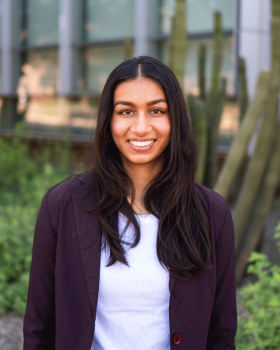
[134,0,149,57]
[1,0,13,95]
[59,0,74,95]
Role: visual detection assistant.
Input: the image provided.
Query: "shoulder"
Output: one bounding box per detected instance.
[46,169,96,204]
[41,169,97,229]
[195,182,232,240]
[195,182,229,213]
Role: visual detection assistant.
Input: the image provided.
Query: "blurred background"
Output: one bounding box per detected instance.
[0,1,280,349]
[0,0,270,142]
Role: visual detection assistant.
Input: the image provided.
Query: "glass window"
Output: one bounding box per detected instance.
[69,97,98,132]
[0,0,2,48]
[157,0,234,36]
[188,0,234,33]
[17,50,59,97]
[26,0,59,46]
[79,45,125,92]
[84,0,135,41]
[15,97,98,135]
[12,0,25,47]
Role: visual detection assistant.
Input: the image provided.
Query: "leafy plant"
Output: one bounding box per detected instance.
[236,222,280,349]
[0,137,71,315]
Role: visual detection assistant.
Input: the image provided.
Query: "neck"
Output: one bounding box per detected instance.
[124,158,163,209]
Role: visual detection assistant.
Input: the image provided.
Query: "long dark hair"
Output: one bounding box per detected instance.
[93,56,210,279]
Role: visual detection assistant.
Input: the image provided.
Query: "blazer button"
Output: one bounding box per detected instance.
[172,333,182,345]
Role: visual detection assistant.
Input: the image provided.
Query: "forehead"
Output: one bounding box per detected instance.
[113,77,166,102]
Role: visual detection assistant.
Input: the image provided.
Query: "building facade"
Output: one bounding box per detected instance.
[0,0,272,143]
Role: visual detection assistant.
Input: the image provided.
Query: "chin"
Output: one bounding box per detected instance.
[126,154,164,166]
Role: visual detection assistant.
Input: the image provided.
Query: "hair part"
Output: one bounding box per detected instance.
[92,56,210,279]
[137,62,142,77]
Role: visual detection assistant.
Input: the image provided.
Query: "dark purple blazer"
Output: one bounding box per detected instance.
[23,170,237,350]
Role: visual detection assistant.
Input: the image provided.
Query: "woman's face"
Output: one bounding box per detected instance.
[110,77,171,171]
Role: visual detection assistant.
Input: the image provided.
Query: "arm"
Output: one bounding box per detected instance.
[23,190,57,349]
[206,200,237,350]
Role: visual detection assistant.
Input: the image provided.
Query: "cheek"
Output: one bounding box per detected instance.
[159,118,171,138]
[110,118,126,138]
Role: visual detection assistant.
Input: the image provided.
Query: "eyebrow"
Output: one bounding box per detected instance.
[113,98,167,108]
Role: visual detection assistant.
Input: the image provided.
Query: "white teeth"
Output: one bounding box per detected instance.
[130,140,154,147]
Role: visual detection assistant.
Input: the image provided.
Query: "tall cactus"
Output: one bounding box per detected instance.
[235,119,280,280]
[167,0,187,91]
[198,44,206,101]
[233,0,280,249]
[203,11,224,188]
[238,57,249,124]
[233,0,280,280]
[214,71,270,199]
[124,37,134,60]
[208,12,223,118]
[187,94,207,183]
[233,57,250,200]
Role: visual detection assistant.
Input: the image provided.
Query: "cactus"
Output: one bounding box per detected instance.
[233,57,250,201]
[202,11,224,189]
[208,11,223,120]
[235,119,280,280]
[204,77,226,188]
[198,44,206,101]
[234,0,280,281]
[167,6,225,188]
[124,37,133,60]
[214,71,270,199]
[167,0,187,91]
[233,0,280,250]
[187,94,207,183]
[238,57,249,123]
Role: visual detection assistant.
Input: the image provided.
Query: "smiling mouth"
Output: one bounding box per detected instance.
[129,140,155,147]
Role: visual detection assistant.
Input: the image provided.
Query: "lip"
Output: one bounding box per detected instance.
[128,140,156,152]
[128,138,155,141]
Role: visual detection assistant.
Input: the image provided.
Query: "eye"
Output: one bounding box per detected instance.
[119,109,134,116]
[149,108,164,115]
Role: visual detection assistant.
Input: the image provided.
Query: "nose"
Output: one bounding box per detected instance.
[130,112,152,134]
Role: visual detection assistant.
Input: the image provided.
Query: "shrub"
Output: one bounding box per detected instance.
[236,222,280,350]
[0,138,71,315]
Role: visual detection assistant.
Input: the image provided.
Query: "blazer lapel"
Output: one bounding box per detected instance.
[169,272,177,293]
[70,176,101,318]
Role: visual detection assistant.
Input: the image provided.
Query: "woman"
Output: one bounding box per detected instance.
[23,56,237,350]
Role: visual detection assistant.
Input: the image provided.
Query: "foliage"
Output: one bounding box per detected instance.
[236,222,280,350]
[0,137,70,316]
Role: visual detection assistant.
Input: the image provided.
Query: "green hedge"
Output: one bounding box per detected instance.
[236,222,280,350]
[0,138,70,315]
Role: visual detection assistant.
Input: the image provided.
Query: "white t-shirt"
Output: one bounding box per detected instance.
[91,212,170,350]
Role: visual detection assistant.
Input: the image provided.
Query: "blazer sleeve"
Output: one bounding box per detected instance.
[206,199,237,350]
[23,189,57,349]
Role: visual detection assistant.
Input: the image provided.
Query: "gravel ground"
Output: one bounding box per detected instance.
[1,205,279,350]
[0,313,23,350]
